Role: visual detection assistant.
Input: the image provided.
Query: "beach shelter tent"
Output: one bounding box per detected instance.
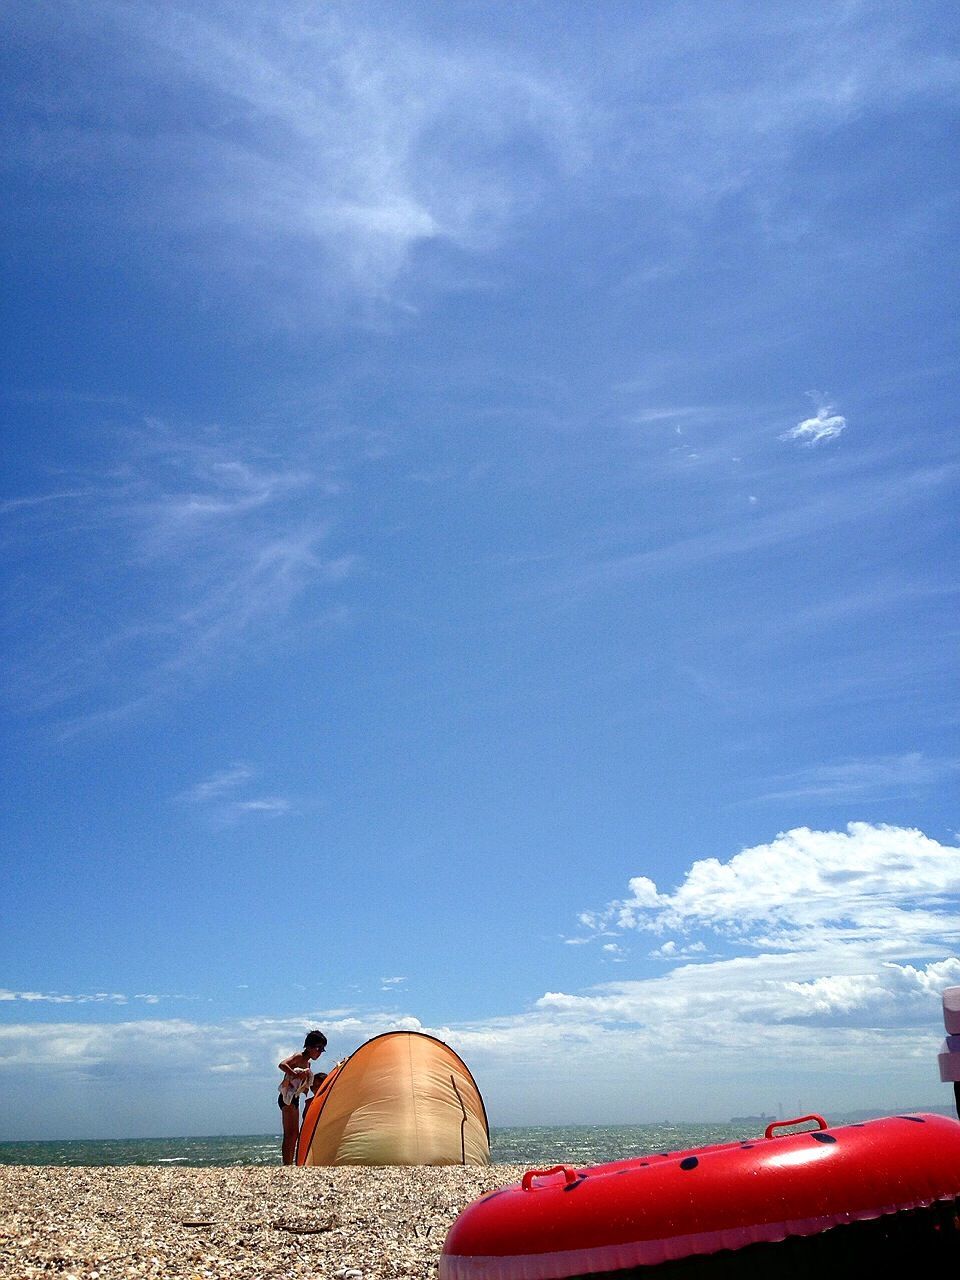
[296,1030,490,1166]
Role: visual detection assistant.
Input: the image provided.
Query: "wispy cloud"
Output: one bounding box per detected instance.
[741,578,960,646]
[0,990,163,1005]
[564,463,952,591]
[178,763,256,805]
[5,1,955,326]
[624,407,712,425]
[613,9,960,217]
[176,762,293,825]
[0,490,99,515]
[1,420,354,726]
[232,798,292,816]
[10,0,588,310]
[747,753,960,804]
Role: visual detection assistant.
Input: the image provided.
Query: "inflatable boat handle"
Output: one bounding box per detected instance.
[522,1165,579,1191]
[765,1114,828,1139]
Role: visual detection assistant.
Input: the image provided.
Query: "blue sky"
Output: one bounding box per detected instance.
[1,0,958,1141]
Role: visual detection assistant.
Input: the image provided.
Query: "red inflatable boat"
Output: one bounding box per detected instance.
[441,1113,960,1278]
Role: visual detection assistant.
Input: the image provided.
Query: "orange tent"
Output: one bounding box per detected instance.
[296,1030,490,1167]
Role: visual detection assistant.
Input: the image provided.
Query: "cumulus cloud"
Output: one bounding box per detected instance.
[578,823,960,953]
[532,956,960,1031]
[649,940,707,960]
[538,822,960,1115]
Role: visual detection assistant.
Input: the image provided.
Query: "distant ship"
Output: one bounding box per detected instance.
[729,1112,776,1124]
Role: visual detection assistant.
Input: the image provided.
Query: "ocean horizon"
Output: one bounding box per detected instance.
[2,1105,955,1167]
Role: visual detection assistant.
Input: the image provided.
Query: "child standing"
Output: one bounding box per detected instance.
[278,1029,327,1165]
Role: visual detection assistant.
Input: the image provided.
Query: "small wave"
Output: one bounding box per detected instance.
[157,1157,189,1163]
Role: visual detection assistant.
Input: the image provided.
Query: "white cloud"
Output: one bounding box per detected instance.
[0,490,98,514]
[0,990,159,1005]
[626,407,710,424]
[545,956,960,1022]
[176,761,293,824]
[781,397,847,445]
[578,823,960,953]
[649,940,706,960]
[233,797,291,816]
[534,822,960,1118]
[177,763,255,805]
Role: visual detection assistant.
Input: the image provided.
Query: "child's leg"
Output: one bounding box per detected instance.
[280,1100,300,1165]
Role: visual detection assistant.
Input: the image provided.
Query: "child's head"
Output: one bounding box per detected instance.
[304,1029,327,1060]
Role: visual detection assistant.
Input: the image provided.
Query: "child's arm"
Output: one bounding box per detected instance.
[278,1052,311,1082]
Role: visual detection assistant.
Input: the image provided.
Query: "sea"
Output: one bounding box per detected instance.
[0,1124,769,1168]
[2,1109,951,1167]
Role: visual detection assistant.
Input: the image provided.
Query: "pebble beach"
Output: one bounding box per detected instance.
[0,1164,529,1279]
